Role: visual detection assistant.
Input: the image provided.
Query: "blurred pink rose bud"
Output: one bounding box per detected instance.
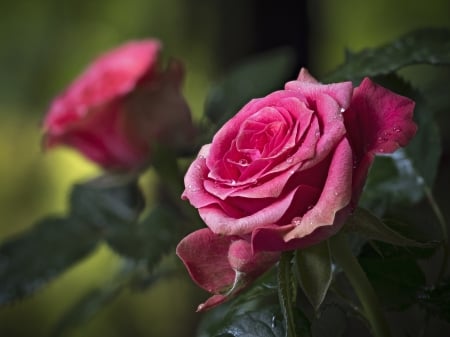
[43,39,195,171]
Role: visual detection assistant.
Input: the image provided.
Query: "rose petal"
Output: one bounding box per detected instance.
[176,228,235,293]
[285,72,353,110]
[176,229,278,312]
[199,184,302,236]
[284,138,353,241]
[345,77,417,158]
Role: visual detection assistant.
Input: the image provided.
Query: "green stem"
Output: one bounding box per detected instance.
[330,233,392,337]
[278,251,297,337]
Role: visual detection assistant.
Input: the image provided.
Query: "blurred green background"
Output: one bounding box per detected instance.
[0,0,449,336]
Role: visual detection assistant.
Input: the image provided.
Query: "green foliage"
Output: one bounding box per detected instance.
[360,255,426,310]
[418,280,450,322]
[105,206,181,269]
[0,217,99,305]
[294,241,332,311]
[204,47,297,134]
[324,28,450,83]
[345,207,436,248]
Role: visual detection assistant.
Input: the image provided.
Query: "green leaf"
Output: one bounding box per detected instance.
[70,176,144,230]
[325,28,450,83]
[345,207,435,248]
[214,306,286,337]
[204,47,297,131]
[359,255,426,310]
[278,251,303,337]
[311,305,347,337]
[105,206,180,269]
[0,217,99,305]
[294,241,332,311]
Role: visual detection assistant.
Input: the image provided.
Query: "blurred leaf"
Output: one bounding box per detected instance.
[294,241,332,311]
[359,255,426,310]
[105,206,181,270]
[0,217,99,305]
[50,265,130,337]
[325,28,450,83]
[70,176,144,230]
[418,280,450,322]
[50,260,173,337]
[204,47,297,131]
[345,207,436,248]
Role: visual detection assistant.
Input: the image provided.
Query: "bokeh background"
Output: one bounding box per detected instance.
[0,0,449,336]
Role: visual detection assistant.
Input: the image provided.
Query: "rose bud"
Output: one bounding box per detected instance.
[43,40,195,171]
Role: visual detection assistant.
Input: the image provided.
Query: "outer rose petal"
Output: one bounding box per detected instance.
[345,77,417,158]
[285,68,353,110]
[284,138,353,241]
[176,228,278,311]
[344,77,416,204]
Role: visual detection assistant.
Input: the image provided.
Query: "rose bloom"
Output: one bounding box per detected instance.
[43,39,194,171]
[177,68,417,311]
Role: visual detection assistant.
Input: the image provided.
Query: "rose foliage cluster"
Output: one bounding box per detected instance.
[1,29,450,337]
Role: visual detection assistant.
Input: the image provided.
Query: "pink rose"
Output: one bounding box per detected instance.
[177,68,416,310]
[43,39,194,171]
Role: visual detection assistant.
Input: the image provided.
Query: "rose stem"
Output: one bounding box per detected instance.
[330,233,392,337]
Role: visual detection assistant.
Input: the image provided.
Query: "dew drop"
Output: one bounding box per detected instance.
[334,191,339,196]
[379,148,385,153]
[315,130,321,138]
[230,180,237,186]
[286,156,294,164]
[340,107,346,113]
[292,217,302,226]
[187,184,200,192]
[238,158,249,166]
[306,204,313,210]
[198,154,205,160]
[393,126,402,133]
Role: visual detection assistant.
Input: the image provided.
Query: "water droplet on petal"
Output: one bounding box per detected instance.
[187,184,200,192]
[286,156,294,164]
[238,158,249,166]
[379,148,385,153]
[334,191,339,196]
[393,126,402,133]
[340,107,346,113]
[315,130,321,138]
[292,217,302,226]
[230,180,237,186]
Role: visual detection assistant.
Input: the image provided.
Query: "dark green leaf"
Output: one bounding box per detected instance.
[360,255,426,310]
[311,305,347,337]
[278,251,301,337]
[325,28,450,83]
[418,280,450,322]
[0,217,99,305]
[345,207,435,248]
[105,206,180,269]
[294,241,332,311]
[214,306,286,337]
[204,47,297,130]
[70,176,144,230]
